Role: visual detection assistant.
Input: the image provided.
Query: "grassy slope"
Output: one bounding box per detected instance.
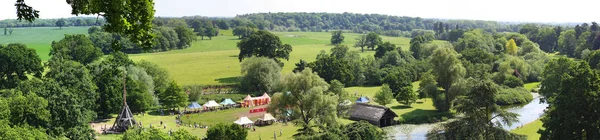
[511,119,543,140]
[0,27,90,61]
[130,31,445,86]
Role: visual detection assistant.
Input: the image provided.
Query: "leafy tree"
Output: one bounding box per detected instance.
[373,84,394,106]
[50,34,103,65]
[126,65,157,105]
[0,43,43,89]
[55,18,66,29]
[330,30,345,45]
[233,26,258,39]
[88,26,102,34]
[330,45,349,59]
[429,46,466,111]
[558,29,577,57]
[204,26,218,40]
[505,39,518,55]
[268,68,338,136]
[173,25,196,48]
[539,58,600,139]
[375,42,396,58]
[409,35,431,59]
[240,57,281,92]
[328,80,348,102]
[537,27,559,52]
[45,59,98,111]
[136,60,171,98]
[518,41,542,56]
[293,59,308,73]
[237,30,292,66]
[309,51,354,84]
[204,123,247,140]
[586,50,600,69]
[343,121,385,140]
[428,80,523,139]
[2,90,50,128]
[0,122,49,140]
[171,129,199,140]
[454,29,496,53]
[159,81,188,109]
[89,62,123,118]
[125,78,154,113]
[355,32,382,52]
[122,127,170,140]
[382,69,415,106]
[418,71,438,99]
[216,20,230,30]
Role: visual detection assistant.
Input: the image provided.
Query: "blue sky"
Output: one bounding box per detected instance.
[1,0,598,23]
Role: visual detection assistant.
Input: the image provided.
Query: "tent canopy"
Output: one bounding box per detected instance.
[234,117,254,125]
[203,100,220,107]
[220,98,236,105]
[187,102,202,109]
[260,113,276,121]
[356,96,369,103]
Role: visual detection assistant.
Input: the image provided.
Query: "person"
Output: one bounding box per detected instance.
[253,126,256,131]
[160,121,163,125]
[280,130,282,136]
[164,124,166,129]
[274,131,277,140]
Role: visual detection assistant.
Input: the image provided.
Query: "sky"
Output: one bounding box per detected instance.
[1,0,599,23]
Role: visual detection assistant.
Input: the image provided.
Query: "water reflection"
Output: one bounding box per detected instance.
[384,93,548,140]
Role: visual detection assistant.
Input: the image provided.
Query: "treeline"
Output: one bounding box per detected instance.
[234,12,523,33]
[0,17,105,27]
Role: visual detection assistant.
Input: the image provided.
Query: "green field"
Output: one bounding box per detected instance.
[0,27,90,60]
[130,31,445,86]
[511,119,543,140]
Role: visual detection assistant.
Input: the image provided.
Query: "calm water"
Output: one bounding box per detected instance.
[384,93,548,140]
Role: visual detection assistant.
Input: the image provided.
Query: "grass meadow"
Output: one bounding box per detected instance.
[0,27,89,60]
[511,119,543,140]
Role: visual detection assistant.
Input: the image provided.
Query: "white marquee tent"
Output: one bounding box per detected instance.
[203,100,220,108]
[233,117,254,125]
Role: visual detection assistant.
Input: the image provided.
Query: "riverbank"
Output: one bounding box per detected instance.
[511,119,543,140]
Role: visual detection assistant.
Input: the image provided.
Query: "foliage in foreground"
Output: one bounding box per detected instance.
[122,127,198,140]
[204,123,247,140]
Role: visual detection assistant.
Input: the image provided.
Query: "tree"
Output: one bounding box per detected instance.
[216,20,229,30]
[505,39,518,55]
[122,127,170,140]
[409,35,431,59]
[428,80,523,139]
[204,123,247,140]
[268,68,338,136]
[330,30,345,45]
[429,46,466,111]
[383,71,416,106]
[2,90,50,128]
[330,45,349,59]
[233,26,257,39]
[537,27,559,52]
[237,30,292,66]
[173,25,196,48]
[171,129,199,140]
[50,34,103,65]
[454,29,496,53]
[0,43,43,89]
[558,29,577,57]
[15,0,156,49]
[586,50,600,69]
[204,26,218,40]
[45,59,99,111]
[136,60,171,98]
[309,51,354,84]
[88,26,102,34]
[375,42,397,58]
[374,84,394,106]
[293,59,308,73]
[539,58,600,139]
[355,32,382,52]
[55,18,66,29]
[159,81,188,109]
[328,80,348,102]
[240,57,281,92]
[343,121,385,140]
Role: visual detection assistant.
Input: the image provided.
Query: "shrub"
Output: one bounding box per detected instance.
[495,87,533,105]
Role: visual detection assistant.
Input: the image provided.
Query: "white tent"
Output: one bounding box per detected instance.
[203,100,220,108]
[260,113,276,121]
[233,117,254,125]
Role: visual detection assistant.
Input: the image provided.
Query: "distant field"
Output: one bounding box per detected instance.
[0,27,90,60]
[130,31,446,86]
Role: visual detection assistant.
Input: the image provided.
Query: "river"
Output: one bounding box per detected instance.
[384,93,549,140]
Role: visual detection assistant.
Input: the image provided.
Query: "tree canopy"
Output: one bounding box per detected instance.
[50,34,103,65]
[0,44,43,89]
[237,30,293,66]
[239,57,282,93]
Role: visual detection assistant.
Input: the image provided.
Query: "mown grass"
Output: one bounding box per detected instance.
[130,31,441,86]
[524,82,540,92]
[511,119,543,140]
[0,27,90,61]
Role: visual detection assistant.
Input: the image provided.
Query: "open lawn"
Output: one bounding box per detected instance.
[130,31,446,85]
[344,81,451,123]
[524,82,540,92]
[511,119,543,140]
[0,27,90,60]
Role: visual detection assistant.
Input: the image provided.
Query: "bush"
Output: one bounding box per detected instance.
[495,87,533,105]
[502,75,524,88]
